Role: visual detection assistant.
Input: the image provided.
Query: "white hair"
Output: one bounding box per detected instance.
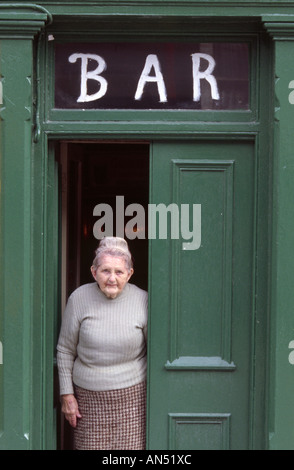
[92,237,133,271]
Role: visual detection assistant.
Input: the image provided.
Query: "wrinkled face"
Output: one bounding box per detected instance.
[91,255,133,299]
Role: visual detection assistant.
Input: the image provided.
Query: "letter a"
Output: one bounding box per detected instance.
[69,53,108,102]
[93,203,113,239]
[135,54,167,102]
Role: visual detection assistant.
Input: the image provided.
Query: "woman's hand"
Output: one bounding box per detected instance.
[61,394,82,428]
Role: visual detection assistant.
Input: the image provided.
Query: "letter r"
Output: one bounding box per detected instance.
[191,53,220,102]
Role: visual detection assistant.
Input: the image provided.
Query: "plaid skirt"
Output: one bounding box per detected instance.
[73,381,146,450]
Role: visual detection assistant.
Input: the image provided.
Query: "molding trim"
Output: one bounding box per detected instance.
[262,15,294,40]
[0,3,52,37]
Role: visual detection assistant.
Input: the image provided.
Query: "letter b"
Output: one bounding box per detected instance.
[69,53,108,102]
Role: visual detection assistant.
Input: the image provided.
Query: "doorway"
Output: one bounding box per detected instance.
[53,138,267,450]
[55,141,150,449]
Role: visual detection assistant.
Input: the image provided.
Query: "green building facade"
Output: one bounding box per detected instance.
[1,0,294,450]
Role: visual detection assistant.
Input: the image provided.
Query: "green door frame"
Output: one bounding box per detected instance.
[43,132,270,450]
[1,3,294,449]
[40,18,271,449]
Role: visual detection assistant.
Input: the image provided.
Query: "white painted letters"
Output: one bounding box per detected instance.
[69,53,108,102]
[135,54,167,102]
[69,51,221,104]
[191,53,220,102]
[0,341,3,365]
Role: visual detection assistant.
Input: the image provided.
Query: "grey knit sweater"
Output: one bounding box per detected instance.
[56,282,148,395]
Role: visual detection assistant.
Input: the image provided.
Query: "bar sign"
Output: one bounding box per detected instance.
[55,42,249,111]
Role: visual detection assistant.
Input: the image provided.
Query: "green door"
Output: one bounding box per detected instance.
[147,140,265,450]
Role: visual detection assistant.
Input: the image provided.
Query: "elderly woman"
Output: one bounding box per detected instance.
[56,237,148,450]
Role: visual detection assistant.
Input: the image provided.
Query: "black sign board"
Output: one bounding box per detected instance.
[54,42,249,110]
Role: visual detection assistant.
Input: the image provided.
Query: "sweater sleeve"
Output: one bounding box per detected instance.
[56,295,81,395]
[143,291,148,344]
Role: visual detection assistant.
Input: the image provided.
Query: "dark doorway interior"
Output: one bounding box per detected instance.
[56,141,149,449]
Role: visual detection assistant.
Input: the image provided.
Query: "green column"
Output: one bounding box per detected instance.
[263,17,294,450]
[0,4,48,450]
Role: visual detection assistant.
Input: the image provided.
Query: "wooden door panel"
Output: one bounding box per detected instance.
[147,141,255,450]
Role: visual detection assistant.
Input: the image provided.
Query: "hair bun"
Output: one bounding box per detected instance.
[99,236,129,252]
[93,237,133,271]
